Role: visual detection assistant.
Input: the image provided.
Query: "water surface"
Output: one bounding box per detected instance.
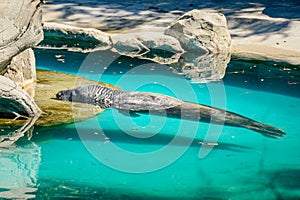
[0,49,299,199]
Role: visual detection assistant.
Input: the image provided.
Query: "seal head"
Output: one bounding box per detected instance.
[56,84,113,109]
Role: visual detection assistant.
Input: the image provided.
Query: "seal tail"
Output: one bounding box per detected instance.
[246,122,286,139]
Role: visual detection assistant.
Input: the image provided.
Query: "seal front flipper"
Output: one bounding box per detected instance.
[118,110,141,117]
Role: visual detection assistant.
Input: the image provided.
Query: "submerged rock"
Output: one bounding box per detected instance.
[0,70,117,128]
[32,70,117,126]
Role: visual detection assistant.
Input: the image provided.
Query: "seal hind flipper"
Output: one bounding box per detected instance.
[245,122,286,138]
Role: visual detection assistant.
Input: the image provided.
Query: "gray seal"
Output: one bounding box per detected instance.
[56,84,182,110]
[56,84,285,138]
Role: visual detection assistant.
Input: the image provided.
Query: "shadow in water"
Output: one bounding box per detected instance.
[263,1,300,19]
[31,125,252,153]
[264,169,300,199]
[267,169,300,190]
[43,0,296,32]
[224,58,300,98]
[33,168,300,200]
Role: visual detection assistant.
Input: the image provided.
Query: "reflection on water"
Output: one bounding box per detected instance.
[171,52,230,83]
[34,48,230,83]
[0,143,41,199]
[225,58,300,98]
[0,117,39,148]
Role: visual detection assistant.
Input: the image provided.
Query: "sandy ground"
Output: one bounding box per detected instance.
[42,0,300,64]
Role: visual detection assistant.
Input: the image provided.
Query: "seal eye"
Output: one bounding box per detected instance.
[99,98,111,109]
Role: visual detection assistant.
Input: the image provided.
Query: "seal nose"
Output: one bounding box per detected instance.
[56,91,63,100]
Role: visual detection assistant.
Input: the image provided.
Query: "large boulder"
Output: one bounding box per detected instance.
[110,10,231,81]
[165,9,231,82]
[165,9,231,54]
[0,0,43,85]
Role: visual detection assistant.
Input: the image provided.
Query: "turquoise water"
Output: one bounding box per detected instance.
[1,49,300,199]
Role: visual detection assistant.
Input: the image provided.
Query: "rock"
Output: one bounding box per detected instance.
[111,33,149,57]
[3,49,37,87]
[41,22,112,52]
[0,75,41,118]
[134,31,184,54]
[165,9,231,54]
[0,0,41,140]
[0,0,43,75]
[111,31,184,64]
[164,9,232,82]
[0,75,41,146]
